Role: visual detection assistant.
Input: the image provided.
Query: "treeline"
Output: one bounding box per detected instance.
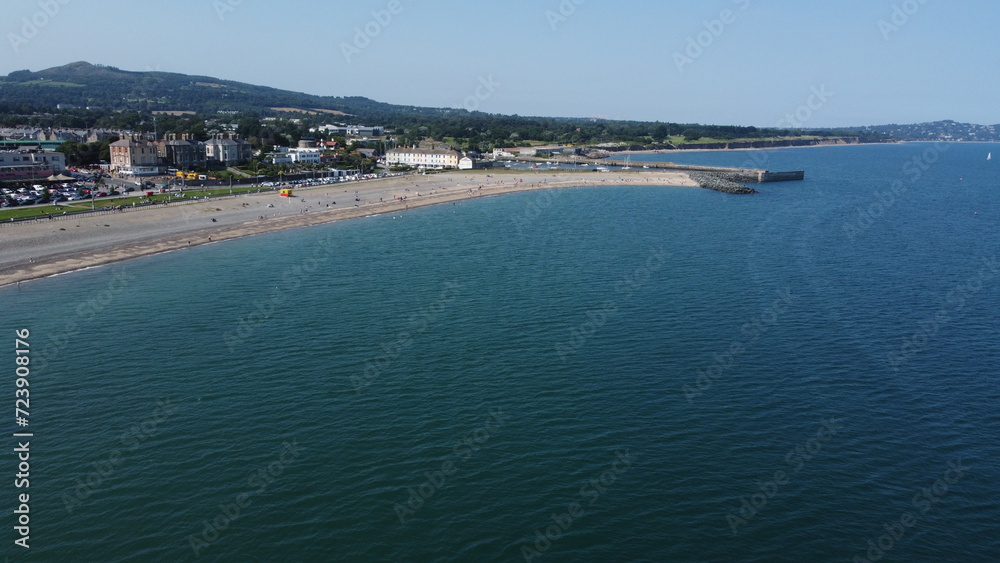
[56,138,119,166]
[1,63,896,154]
[371,112,889,151]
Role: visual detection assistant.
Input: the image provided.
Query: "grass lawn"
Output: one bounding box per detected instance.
[16,80,85,87]
[665,135,828,145]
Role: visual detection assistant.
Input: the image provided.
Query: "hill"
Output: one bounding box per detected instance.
[0,61,450,121]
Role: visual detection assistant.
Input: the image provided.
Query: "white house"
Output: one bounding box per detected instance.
[268,153,293,164]
[204,134,253,166]
[288,148,322,164]
[386,147,461,169]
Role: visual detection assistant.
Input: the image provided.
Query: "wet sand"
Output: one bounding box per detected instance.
[0,169,696,286]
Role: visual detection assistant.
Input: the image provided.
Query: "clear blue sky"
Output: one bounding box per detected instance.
[3,0,997,127]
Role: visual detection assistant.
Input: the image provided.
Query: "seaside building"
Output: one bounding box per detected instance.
[458,156,482,170]
[1,127,125,144]
[492,147,519,159]
[155,133,206,170]
[109,136,161,176]
[268,153,293,164]
[518,145,580,157]
[386,147,461,169]
[0,148,66,180]
[288,148,322,164]
[204,134,253,166]
[311,125,384,137]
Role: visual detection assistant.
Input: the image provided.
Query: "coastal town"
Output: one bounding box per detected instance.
[3,0,999,559]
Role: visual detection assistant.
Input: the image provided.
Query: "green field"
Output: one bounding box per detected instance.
[17,80,85,87]
[665,135,826,145]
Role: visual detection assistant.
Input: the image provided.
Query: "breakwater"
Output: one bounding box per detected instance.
[630,163,804,182]
[516,156,804,184]
[687,172,758,195]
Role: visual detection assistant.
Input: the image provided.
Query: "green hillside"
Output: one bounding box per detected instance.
[0,61,445,120]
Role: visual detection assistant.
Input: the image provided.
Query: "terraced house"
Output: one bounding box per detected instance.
[386,147,461,169]
[204,134,253,166]
[109,136,161,176]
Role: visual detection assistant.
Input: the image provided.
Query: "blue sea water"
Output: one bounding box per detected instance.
[3,143,999,562]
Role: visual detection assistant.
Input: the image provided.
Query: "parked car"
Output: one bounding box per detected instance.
[94,192,109,198]
[123,187,136,193]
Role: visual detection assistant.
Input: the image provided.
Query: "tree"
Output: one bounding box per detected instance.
[189,122,209,142]
[99,137,118,163]
[682,129,704,141]
[237,116,262,138]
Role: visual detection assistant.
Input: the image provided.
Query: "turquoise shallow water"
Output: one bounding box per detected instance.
[3,143,1000,562]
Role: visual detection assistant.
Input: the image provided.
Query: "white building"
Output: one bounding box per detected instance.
[204,134,253,166]
[386,147,461,169]
[265,147,321,165]
[288,148,322,164]
[0,149,66,180]
[267,153,293,164]
[311,124,384,137]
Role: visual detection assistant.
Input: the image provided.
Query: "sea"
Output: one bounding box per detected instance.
[3,142,999,562]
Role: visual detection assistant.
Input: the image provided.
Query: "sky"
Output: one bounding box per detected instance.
[3,0,998,128]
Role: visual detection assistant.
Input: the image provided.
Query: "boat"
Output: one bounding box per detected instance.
[621,156,632,170]
[989,152,992,161]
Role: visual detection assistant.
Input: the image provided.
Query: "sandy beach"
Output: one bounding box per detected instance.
[1,169,696,286]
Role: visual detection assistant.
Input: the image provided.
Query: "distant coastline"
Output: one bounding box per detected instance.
[609,138,1000,157]
[610,137,889,156]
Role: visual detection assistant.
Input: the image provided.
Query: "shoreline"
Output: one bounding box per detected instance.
[1,170,697,287]
[609,140,890,157]
[609,139,1000,157]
